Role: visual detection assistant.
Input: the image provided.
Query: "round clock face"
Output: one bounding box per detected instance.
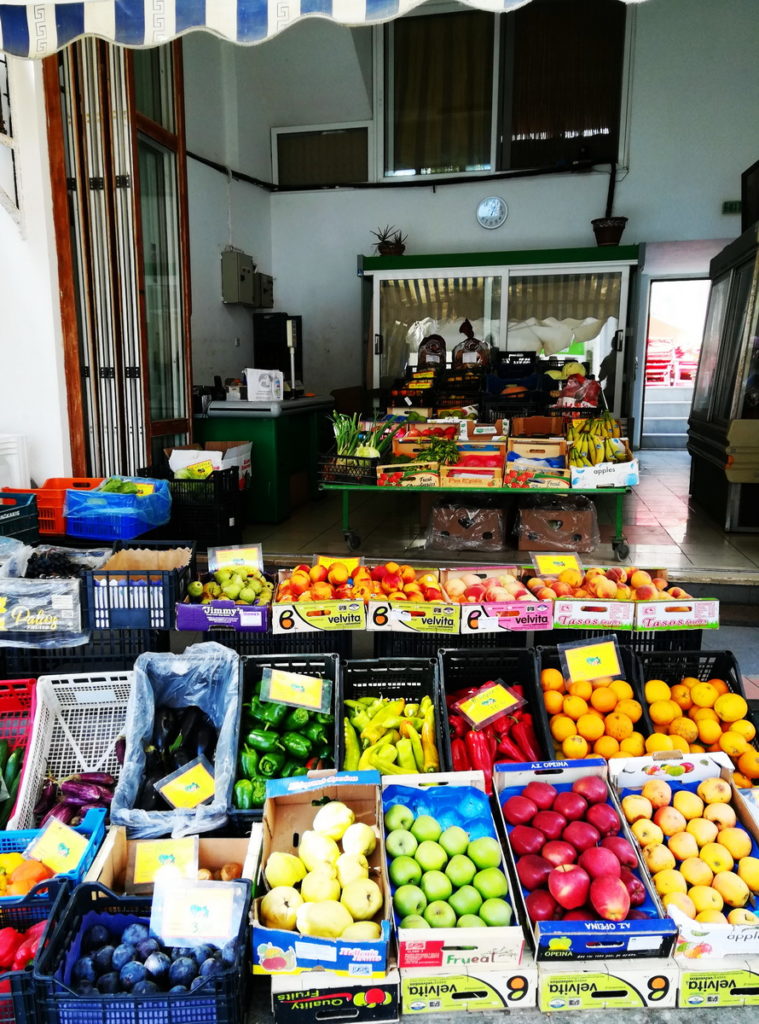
[477,196,508,229]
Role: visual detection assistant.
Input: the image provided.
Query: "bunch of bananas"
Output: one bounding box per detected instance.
[566,410,622,440]
[568,414,628,467]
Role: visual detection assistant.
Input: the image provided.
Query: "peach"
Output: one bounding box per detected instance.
[386,590,407,601]
[634,584,658,601]
[399,564,417,584]
[668,831,700,862]
[631,819,664,847]
[672,790,704,821]
[622,794,653,824]
[459,573,482,587]
[381,572,403,594]
[653,805,687,837]
[484,586,512,602]
[292,563,311,574]
[605,566,628,584]
[686,818,720,847]
[630,570,653,589]
[497,573,519,587]
[680,857,714,887]
[526,577,544,593]
[289,570,311,595]
[385,561,400,575]
[703,803,737,829]
[642,843,676,874]
[641,780,673,809]
[310,581,334,601]
[333,584,353,599]
[737,856,759,892]
[423,587,443,602]
[573,589,590,599]
[370,565,387,581]
[719,828,753,861]
[558,568,583,588]
[700,842,734,875]
[518,593,536,601]
[352,566,372,581]
[652,576,669,590]
[309,564,329,583]
[297,591,314,602]
[444,579,466,600]
[697,778,733,805]
[616,584,632,600]
[667,587,691,599]
[593,577,618,600]
[585,568,605,580]
[653,868,687,896]
[463,584,486,602]
[552,582,573,597]
[537,587,558,601]
[510,586,530,599]
[712,870,751,908]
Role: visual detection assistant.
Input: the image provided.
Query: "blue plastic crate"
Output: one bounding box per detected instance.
[0,808,107,898]
[64,479,171,543]
[0,493,39,545]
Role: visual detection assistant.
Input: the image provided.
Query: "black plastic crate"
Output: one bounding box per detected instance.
[2,629,170,676]
[0,493,39,545]
[549,628,703,653]
[33,881,250,1024]
[479,393,545,423]
[319,453,378,486]
[137,466,243,548]
[634,649,745,699]
[436,647,550,772]
[207,629,353,660]
[341,657,445,770]
[84,539,195,629]
[372,630,527,659]
[229,653,343,832]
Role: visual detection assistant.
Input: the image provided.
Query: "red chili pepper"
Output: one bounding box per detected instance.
[497,734,528,762]
[22,921,48,941]
[483,725,498,762]
[451,738,471,771]
[494,714,516,737]
[511,718,542,761]
[465,731,494,794]
[511,685,524,697]
[0,928,23,969]
[449,715,469,740]
[11,934,40,971]
[305,757,321,770]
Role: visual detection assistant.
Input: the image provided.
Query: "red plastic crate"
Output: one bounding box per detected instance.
[2,479,102,534]
[0,678,36,823]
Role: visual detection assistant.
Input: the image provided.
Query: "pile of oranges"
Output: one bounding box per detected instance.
[642,675,759,787]
[541,666,647,761]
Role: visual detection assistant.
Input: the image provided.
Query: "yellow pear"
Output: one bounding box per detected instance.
[342,823,377,857]
[265,852,307,888]
[312,801,356,840]
[301,870,341,903]
[260,886,303,931]
[296,900,353,938]
[336,853,370,888]
[341,921,382,940]
[299,830,340,872]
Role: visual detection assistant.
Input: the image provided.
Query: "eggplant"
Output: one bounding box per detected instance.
[152,707,176,752]
[34,779,58,820]
[136,769,165,812]
[69,772,116,787]
[195,722,216,764]
[143,746,162,774]
[173,706,202,753]
[115,736,126,766]
[173,749,192,771]
[41,802,76,826]
[60,780,105,803]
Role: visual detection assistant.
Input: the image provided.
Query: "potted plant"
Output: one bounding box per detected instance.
[592,163,627,246]
[372,225,407,256]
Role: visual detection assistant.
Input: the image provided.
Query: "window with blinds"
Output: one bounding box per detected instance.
[274,125,369,187]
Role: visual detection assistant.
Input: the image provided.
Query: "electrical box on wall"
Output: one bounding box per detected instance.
[221,249,255,305]
[253,273,274,308]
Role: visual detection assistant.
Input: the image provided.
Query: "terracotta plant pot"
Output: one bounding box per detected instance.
[591,216,628,246]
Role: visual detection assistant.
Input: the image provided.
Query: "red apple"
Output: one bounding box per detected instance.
[502,795,538,826]
[370,565,387,581]
[590,876,631,921]
[553,791,588,822]
[522,781,557,810]
[510,825,546,857]
[572,776,608,805]
[541,841,578,868]
[516,855,553,890]
[548,864,591,910]
[525,890,560,922]
[600,836,638,869]
[563,907,595,921]
[532,810,567,840]
[627,909,651,920]
[619,866,647,907]
[562,821,601,852]
[578,846,621,878]
[585,803,622,838]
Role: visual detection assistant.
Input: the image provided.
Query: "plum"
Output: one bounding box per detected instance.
[96,972,120,994]
[76,982,95,996]
[169,985,189,993]
[168,956,198,987]
[190,976,208,991]
[199,957,224,979]
[220,940,238,966]
[72,956,96,985]
[144,951,171,981]
[83,925,111,951]
[92,945,115,974]
[119,961,148,991]
[171,947,194,961]
[132,980,160,995]
[121,923,150,947]
[191,944,215,965]
[135,938,160,962]
[112,944,137,972]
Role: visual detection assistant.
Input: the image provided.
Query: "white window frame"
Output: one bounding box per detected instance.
[0,54,20,223]
[271,120,374,188]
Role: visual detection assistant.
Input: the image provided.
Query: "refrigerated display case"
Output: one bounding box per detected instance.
[358,245,639,418]
[688,224,759,531]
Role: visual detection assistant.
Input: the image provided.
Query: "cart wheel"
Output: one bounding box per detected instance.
[344,530,361,551]
[614,541,630,561]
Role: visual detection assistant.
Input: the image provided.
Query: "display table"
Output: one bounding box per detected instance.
[196,397,333,523]
[320,483,631,557]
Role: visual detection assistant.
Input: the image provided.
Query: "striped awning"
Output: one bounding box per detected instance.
[0,0,650,59]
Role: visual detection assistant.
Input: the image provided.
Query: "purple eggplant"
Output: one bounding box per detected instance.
[60,780,105,803]
[33,779,58,819]
[67,772,116,787]
[41,802,76,826]
[115,736,126,766]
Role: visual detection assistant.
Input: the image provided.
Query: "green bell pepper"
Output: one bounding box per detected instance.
[255,700,290,727]
[251,777,267,806]
[284,707,311,730]
[303,721,329,746]
[282,759,308,777]
[234,779,254,810]
[245,728,282,753]
[239,748,259,779]
[314,712,334,726]
[258,750,287,778]
[280,732,313,761]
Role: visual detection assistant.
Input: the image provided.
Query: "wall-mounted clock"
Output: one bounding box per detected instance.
[476,196,508,230]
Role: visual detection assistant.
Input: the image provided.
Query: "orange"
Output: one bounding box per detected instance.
[544,691,564,716]
[563,695,589,720]
[732,719,757,743]
[590,687,617,713]
[696,719,723,746]
[646,733,674,753]
[669,734,690,754]
[737,749,759,781]
[649,700,678,727]
[645,679,671,703]
[708,677,730,696]
[690,682,719,708]
[692,707,719,722]
[689,743,706,753]
[670,684,693,710]
[681,676,701,690]
[608,751,630,760]
[550,715,577,742]
[609,679,633,701]
[616,698,643,723]
[594,735,620,759]
[620,733,645,757]
[577,713,606,743]
[714,693,748,724]
[734,772,754,789]
[562,735,590,759]
[605,712,634,741]
[719,731,749,758]
[669,718,698,744]
[541,668,565,692]
[568,680,593,701]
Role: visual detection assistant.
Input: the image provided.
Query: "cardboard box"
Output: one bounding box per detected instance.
[252,771,392,976]
[570,455,640,489]
[244,368,284,401]
[427,505,506,552]
[175,570,271,633]
[272,966,401,1023]
[273,568,367,633]
[377,463,440,487]
[516,502,598,553]
[391,423,460,459]
[538,959,678,1011]
[608,752,759,959]
[503,468,572,490]
[677,956,759,1006]
[439,465,503,488]
[440,568,552,633]
[401,963,538,1013]
[382,771,526,970]
[460,419,506,440]
[366,599,460,634]
[510,417,564,438]
[634,597,719,631]
[494,759,676,961]
[167,441,252,488]
[553,597,635,630]
[507,437,567,471]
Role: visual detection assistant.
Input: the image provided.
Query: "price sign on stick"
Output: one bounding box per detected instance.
[151,879,244,948]
[532,553,583,576]
[562,639,622,683]
[24,819,89,875]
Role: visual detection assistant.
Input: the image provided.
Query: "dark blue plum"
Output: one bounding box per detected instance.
[83,925,111,951]
[121,923,150,947]
[220,940,238,966]
[112,944,137,972]
[170,946,194,961]
[168,956,198,987]
[135,938,160,962]
[199,958,224,979]
[72,956,96,985]
[75,982,95,996]
[96,972,120,994]
[191,944,215,965]
[168,985,188,993]
[144,951,171,981]
[190,976,208,992]
[119,961,148,991]
[132,980,160,995]
[92,945,115,974]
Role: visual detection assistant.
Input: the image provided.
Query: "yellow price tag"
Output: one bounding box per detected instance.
[315,555,362,573]
[265,668,327,712]
[209,544,263,570]
[25,819,89,875]
[132,838,199,886]
[158,760,216,809]
[532,553,583,576]
[564,640,622,683]
[458,683,520,727]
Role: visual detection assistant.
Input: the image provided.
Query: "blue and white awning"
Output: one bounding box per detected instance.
[0,0,650,59]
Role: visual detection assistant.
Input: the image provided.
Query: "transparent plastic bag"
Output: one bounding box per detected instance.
[515,495,600,553]
[426,501,505,552]
[64,477,172,532]
[111,642,241,838]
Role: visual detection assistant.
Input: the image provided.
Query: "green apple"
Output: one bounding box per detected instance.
[400,914,428,929]
[473,867,509,900]
[420,870,452,903]
[479,898,513,927]
[445,854,477,888]
[394,884,427,918]
[467,836,502,870]
[456,914,485,928]
[389,855,422,887]
[423,900,456,929]
[414,840,447,873]
[448,884,483,919]
[439,825,469,857]
[187,580,203,599]
[411,815,442,843]
[385,829,418,859]
[385,804,414,832]
[214,568,233,584]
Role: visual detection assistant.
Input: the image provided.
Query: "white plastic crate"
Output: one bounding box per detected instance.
[10,671,133,829]
[0,434,29,488]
